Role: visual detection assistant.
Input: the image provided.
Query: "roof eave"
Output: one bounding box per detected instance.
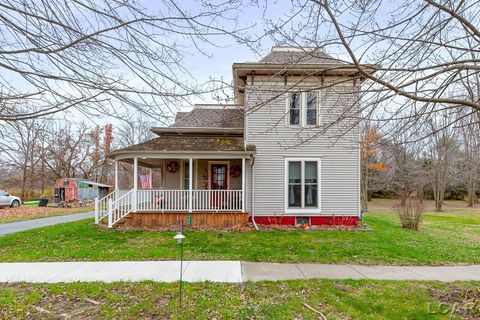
[107,149,255,159]
[232,62,378,74]
[151,127,244,136]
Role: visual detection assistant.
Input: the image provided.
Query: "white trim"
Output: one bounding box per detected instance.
[180,159,196,189]
[284,157,321,214]
[195,159,199,189]
[113,153,251,161]
[114,160,119,191]
[357,127,362,216]
[188,157,193,213]
[241,158,246,212]
[194,104,244,109]
[208,161,230,190]
[133,156,138,212]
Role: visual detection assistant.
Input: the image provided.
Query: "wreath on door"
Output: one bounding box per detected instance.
[166,160,179,173]
[229,165,241,178]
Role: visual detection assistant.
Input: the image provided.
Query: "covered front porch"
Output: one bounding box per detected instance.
[95,153,250,228]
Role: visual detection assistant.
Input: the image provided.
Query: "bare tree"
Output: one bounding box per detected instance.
[425,112,460,211]
[360,122,384,209]
[0,0,245,122]
[458,111,480,206]
[115,115,159,148]
[385,131,428,205]
[0,119,45,198]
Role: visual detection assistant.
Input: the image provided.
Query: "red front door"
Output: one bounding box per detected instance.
[211,164,228,209]
[211,164,228,190]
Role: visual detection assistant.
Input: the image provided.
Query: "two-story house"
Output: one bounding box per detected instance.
[97,46,375,229]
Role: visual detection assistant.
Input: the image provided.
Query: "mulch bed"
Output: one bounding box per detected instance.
[113,222,369,232]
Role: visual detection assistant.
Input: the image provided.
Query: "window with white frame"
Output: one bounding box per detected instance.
[287,91,320,127]
[286,159,320,210]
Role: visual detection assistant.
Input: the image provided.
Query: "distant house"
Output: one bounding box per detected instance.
[54,178,111,204]
[97,46,375,229]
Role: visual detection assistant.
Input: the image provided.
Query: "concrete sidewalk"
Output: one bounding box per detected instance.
[0,211,94,236]
[0,261,479,283]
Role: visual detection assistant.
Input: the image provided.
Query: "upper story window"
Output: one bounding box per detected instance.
[287,91,320,127]
[289,92,301,125]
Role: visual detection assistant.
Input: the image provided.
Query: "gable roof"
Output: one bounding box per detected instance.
[169,107,244,129]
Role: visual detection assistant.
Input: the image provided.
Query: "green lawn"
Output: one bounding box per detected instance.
[1,280,478,319]
[0,211,479,264]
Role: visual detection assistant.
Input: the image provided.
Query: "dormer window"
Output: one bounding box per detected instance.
[287,91,320,127]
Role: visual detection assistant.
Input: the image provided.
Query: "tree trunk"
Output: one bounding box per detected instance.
[417,186,424,203]
[41,159,45,195]
[467,177,477,207]
[400,190,407,206]
[433,177,445,212]
[361,164,368,210]
[434,185,444,212]
[21,165,28,200]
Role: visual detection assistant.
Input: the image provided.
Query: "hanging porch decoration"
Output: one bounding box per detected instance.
[229,165,241,178]
[166,160,179,173]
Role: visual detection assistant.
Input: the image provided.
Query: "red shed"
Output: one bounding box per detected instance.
[54,178,111,204]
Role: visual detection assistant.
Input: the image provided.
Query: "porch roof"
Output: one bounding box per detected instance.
[108,136,255,159]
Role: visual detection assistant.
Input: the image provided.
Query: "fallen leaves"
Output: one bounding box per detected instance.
[0,206,93,224]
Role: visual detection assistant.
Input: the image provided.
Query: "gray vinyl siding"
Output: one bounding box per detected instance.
[245,77,360,216]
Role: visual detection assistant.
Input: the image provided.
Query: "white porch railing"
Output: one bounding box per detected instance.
[108,189,134,228]
[137,190,189,212]
[192,190,242,212]
[137,189,243,212]
[95,190,117,224]
[96,189,244,228]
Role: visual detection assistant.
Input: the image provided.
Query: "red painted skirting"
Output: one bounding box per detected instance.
[250,216,359,226]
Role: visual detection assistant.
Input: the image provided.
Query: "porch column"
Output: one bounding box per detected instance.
[133,156,138,212]
[242,157,246,213]
[188,157,193,214]
[114,160,119,191]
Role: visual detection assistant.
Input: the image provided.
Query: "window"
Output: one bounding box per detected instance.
[287,91,319,127]
[306,92,318,126]
[289,92,301,125]
[296,217,310,226]
[288,161,302,207]
[304,161,318,207]
[285,159,321,212]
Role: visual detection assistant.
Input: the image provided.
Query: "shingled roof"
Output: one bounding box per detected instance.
[259,47,347,65]
[170,107,244,129]
[109,136,255,156]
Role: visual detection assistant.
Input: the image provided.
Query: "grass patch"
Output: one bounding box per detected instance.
[0,211,478,264]
[0,280,477,319]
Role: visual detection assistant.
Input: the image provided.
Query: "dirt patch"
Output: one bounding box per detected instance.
[428,286,480,319]
[30,294,102,319]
